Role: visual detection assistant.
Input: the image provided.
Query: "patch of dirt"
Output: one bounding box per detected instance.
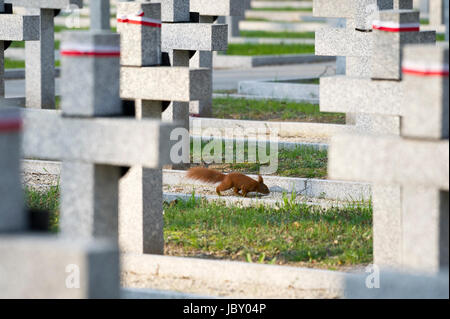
[22,172,59,191]
[121,271,343,299]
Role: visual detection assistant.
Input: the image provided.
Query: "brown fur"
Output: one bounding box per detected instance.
[186,167,270,197]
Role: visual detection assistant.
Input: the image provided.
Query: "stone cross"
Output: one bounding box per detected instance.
[0,106,120,298]
[0,2,39,101]
[216,0,251,40]
[188,0,247,117]
[153,0,228,123]
[90,0,110,31]
[316,0,435,135]
[329,43,449,274]
[315,0,445,272]
[429,0,446,27]
[6,0,83,109]
[315,0,398,130]
[413,0,429,13]
[117,0,165,255]
[117,0,212,254]
[445,0,449,41]
[22,28,175,242]
[0,106,24,231]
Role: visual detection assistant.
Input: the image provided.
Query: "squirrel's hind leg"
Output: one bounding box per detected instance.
[233,187,241,196]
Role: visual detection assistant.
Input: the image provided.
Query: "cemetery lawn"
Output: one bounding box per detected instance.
[213,97,345,124]
[225,43,315,55]
[5,59,60,69]
[4,58,25,69]
[191,142,328,179]
[26,186,60,233]
[26,187,373,270]
[163,197,373,270]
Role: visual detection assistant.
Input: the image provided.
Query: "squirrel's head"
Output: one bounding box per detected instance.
[257,175,270,195]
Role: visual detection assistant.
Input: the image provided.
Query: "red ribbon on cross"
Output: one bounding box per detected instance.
[372,21,420,32]
[117,9,161,28]
[402,61,450,77]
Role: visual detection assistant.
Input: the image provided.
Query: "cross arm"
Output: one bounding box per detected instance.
[120,67,211,102]
[5,0,83,9]
[162,23,228,52]
[22,109,176,168]
[189,0,246,17]
[329,134,449,189]
[0,15,40,40]
[320,76,405,116]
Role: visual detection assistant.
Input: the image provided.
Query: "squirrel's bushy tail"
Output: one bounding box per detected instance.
[186,167,225,184]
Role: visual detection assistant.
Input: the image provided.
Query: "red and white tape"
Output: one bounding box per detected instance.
[372,20,420,32]
[0,114,22,133]
[402,61,450,76]
[117,9,161,28]
[60,44,120,57]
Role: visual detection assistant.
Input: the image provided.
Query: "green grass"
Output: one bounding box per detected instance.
[5,58,60,69]
[288,78,320,84]
[9,41,25,48]
[25,186,60,233]
[437,33,446,42]
[9,40,61,49]
[191,140,328,179]
[164,197,373,269]
[225,43,315,55]
[227,146,327,179]
[245,17,271,22]
[4,58,25,69]
[213,97,345,124]
[25,186,373,269]
[240,30,315,39]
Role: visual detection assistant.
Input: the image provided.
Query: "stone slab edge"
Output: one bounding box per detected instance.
[190,117,355,139]
[213,54,335,69]
[121,253,352,293]
[120,287,213,299]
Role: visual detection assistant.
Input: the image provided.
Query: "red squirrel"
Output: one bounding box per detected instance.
[186,167,270,197]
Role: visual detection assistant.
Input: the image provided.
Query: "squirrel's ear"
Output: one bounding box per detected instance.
[258,175,263,183]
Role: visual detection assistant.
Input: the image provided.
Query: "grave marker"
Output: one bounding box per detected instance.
[90,0,110,31]
[316,1,435,134]
[117,0,165,254]
[0,108,120,298]
[22,28,175,242]
[0,107,24,231]
[429,0,445,28]
[6,0,83,109]
[117,0,213,254]
[188,0,246,116]
[316,1,443,270]
[328,43,449,272]
[0,0,175,299]
[0,2,39,100]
